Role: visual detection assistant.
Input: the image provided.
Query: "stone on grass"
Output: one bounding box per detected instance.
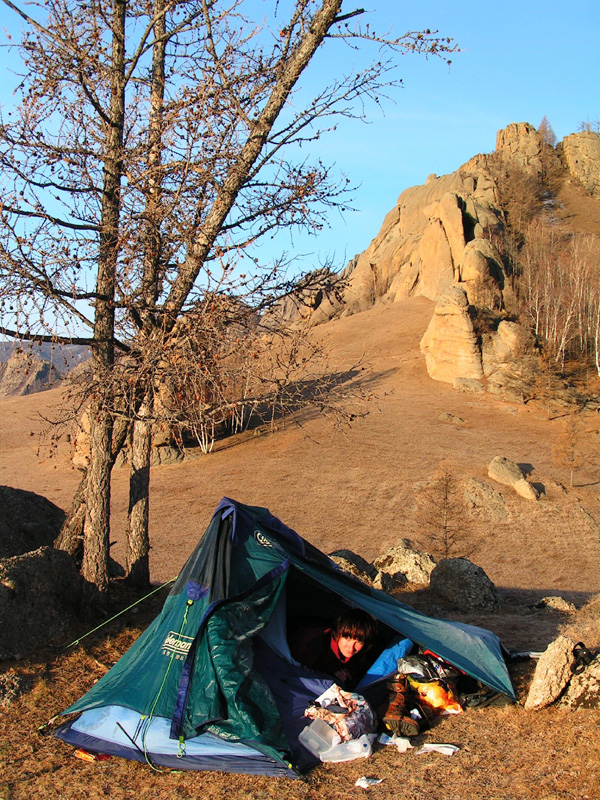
[524,635,576,710]
[488,456,539,501]
[0,546,83,659]
[373,540,436,585]
[560,657,600,709]
[488,456,525,486]
[535,596,577,613]
[429,557,500,612]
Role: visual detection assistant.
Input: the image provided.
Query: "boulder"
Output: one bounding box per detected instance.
[429,557,500,612]
[0,486,66,559]
[488,455,524,485]
[535,596,577,613]
[0,546,84,659]
[373,540,436,585]
[560,657,600,709]
[513,477,540,501]
[420,285,484,384]
[371,571,407,593]
[488,456,539,500]
[524,635,576,710]
[329,550,375,584]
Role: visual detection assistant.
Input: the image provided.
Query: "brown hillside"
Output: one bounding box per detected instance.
[2,296,600,639]
[555,176,600,235]
[2,296,600,799]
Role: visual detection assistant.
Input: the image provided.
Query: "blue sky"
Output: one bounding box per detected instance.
[0,0,598,277]
[279,0,600,269]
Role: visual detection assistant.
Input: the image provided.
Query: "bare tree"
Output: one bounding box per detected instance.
[553,410,586,487]
[0,0,455,593]
[538,115,557,147]
[414,462,476,560]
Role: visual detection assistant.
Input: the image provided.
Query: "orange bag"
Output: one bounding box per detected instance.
[407,676,462,715]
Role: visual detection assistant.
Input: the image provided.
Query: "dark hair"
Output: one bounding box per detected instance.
[333,609,377,646]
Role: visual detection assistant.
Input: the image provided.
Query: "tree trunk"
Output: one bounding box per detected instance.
[125,412,152,588]
[54,470,88,561]
[80,0,127,592]
[81,401,113,590]
[55,415,130,561]
[121,0,167,590]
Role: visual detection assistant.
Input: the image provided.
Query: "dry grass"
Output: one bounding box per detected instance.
[2,623,600,800]
[561,593,600,650]
[2,296,600,798]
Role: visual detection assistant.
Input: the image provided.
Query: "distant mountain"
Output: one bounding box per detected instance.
[0,342,89,396]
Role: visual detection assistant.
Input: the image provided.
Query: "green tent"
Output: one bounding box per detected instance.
[56,497,515,776]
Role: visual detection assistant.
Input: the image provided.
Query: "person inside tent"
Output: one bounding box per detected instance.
[289,608,378,690]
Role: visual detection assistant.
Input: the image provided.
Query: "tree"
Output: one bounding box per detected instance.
[538,115,556,147]
[553,410,585,487]
[414,462,476,560]
[577,117,600,134]
[0,0,455,593]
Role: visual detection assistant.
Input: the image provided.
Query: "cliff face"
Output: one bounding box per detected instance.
[0,343,89,397]
[0,350,56,396]
[277,122,600,393]
[288,122,600,327]
[560,131,600,198]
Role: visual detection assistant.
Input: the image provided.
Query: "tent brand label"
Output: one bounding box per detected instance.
[162,632,194,659]
[255,531,274,547]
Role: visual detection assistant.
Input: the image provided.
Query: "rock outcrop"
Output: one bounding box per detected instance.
[495,122,549,179]
[463,478,510,522]
[339,162,505,317]
[0,350,57,396]
[274,121,600,397]
[0,343,88,396]
[560,130,600,198]
[419,286,483,385]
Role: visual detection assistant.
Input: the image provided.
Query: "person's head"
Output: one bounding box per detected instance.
[332,609,377,660]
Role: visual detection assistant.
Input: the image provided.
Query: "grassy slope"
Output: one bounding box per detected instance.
[2,176,600,800]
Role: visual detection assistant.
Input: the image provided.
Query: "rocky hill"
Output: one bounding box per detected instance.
[279,122,600,400]
[0,343,89,397]
[4,123,599,400]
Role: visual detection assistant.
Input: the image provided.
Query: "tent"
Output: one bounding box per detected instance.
[55,497,515,776]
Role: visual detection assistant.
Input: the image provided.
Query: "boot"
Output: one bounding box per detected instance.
[380,675,420,737]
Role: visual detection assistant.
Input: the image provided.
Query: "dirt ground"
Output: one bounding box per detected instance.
[1,296,600,798]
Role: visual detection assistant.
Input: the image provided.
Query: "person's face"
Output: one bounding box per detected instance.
[337,635,364,660]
